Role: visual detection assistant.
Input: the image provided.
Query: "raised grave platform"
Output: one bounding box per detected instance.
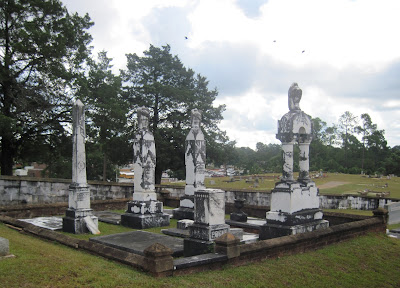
[90,230,184,257]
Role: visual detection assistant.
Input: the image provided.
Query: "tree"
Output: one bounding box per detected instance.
[0,0,93,175]
[122,44,226,183]
[77,51,129,181]
[337,111,359,168]
[357,113,377,172]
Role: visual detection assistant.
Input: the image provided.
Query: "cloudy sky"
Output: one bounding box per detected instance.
[63,0,400,149]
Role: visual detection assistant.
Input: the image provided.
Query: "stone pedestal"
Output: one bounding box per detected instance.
[121,200,170,229]
[260,181,329,240]
[62,208,99,234]
[184,189,229,256]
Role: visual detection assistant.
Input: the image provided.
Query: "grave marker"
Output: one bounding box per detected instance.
[63,100,99,234]
[173,109,206,220]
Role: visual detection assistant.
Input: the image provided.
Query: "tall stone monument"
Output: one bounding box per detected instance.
[63,100,99,234]
[260,83,329,240]
[121,107,170,229]
[184,188,230,256]
[173,109,206,220]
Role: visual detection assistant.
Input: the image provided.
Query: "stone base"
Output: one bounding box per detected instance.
[62,208,98,234]
[173,207,194,220]
[266,208,323,226]
[230,212,248,222]
[126,200,163,214]
[259,219,329,240]
[183,237,214,257]
[121,213,170,229]
[189,223,230,241]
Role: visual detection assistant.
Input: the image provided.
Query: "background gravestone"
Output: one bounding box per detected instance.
[173,109,206,220]
[121,107,170,229]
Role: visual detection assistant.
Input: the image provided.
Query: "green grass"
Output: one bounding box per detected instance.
[1,222,399,287]
[166,173,400,198]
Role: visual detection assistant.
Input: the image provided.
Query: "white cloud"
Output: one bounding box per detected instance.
[62,0,400,149]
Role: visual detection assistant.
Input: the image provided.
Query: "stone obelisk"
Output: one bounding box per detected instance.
[121,107,170,229]
[173,109,206,220]
[63,100,99,234]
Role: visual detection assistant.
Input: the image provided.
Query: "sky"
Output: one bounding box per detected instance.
[63,0,400,149]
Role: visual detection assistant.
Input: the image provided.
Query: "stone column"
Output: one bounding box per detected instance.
[282,141,295,181]
[173,109,205,220]
[298,141,311,181]
[121,107,170,229]
[63,100,99,234]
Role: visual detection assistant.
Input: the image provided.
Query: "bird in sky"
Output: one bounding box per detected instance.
[185,36,188,40]
[302,50,305,53]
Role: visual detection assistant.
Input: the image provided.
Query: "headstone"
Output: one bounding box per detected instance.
[0,237,10,257]
[63,100,99,234]
[184,188,230,256]
[230,198,248,222]
[121,107,170,229]
[260,83,329,240]
[173,109,206,220]
[385,202,400,225]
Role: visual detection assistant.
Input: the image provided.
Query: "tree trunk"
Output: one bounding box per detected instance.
[1,136,14,175]
[102,153,107,181]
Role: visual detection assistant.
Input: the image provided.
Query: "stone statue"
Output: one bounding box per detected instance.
[288,82,302,111]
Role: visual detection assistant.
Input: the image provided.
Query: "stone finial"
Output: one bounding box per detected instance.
[190,109,202,129]
[137,107,150,131]
[144,242,173,257]
[288,82,302,111]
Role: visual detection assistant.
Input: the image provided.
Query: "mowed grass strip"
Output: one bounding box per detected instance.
[165,173,400,198]
[1,222,400,288]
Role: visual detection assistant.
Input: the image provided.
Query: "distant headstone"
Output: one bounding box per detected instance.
[230,198,248,222]
[210,180,216,185]
[0,237,10,257]
[63,100,99,234]
[173,109,206,220]
[121,107,170,229]
[184,188,230,256]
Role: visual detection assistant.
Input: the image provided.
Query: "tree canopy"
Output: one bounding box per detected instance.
[0,0,93,175]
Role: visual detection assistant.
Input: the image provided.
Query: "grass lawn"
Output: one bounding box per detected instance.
[164,173,400,199]
[1,221,399,287]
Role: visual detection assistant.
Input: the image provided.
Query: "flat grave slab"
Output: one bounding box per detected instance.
[174,253,227,269]
[90,231,184,256]
[92,211,121,225]
[162,228,190,238]
[19,217,63,230]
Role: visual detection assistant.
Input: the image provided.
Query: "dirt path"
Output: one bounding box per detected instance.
[318,181,350,189]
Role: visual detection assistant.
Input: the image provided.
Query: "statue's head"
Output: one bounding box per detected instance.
[137,107,150,130]
[288,82,302,111]
[191,109,202,129]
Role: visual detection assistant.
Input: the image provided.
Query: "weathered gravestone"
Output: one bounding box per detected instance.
[184,188,230,256]
[121,107,170,229]
[260,83,329,240]
[173,109,206,220]
[385,202,400,225]
[0,237,10,257]
[63,100,99,234]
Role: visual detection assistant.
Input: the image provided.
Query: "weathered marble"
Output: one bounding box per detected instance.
[261,83,328,240]
[173,109,206,220]
[184,189,230,256]
[63,100,98,234]
[121,107,170,229]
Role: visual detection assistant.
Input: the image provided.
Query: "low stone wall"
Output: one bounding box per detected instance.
[0,199,128,218]
[0,176,132,206]
[1,176,398,211]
